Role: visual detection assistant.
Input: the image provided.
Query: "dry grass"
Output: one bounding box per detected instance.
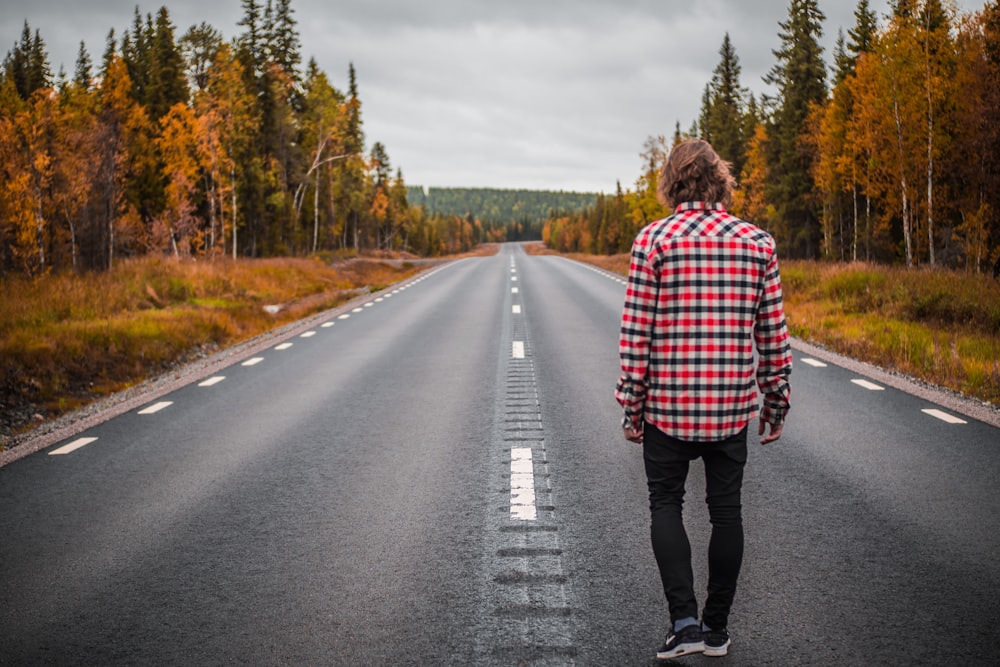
[527,243,1000,404]
[0,254,429,444]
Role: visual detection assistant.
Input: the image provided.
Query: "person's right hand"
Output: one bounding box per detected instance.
[758,418,784,444]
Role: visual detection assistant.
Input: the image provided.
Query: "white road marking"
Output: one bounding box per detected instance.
[301,331,316,337]
[511,276,518,281]
[199,376,225,387]
[338,314,350,320]
[49,437,98,456]
[375,297,384,302]
[512,305,521,314]
[512,287,519,294]
[512,341,525,358]
[138,401,173,415]
[510,447,537,521]
[851,379,885,391]
[275,343,293,350]
[801,358,828,368]
[243,357,264,366]
[364,302,374,307]
[922,409,967,424]
[321,322,334,328]
[352,307,364,313]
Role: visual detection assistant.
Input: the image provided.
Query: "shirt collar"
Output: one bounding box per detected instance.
[675,202,727,213]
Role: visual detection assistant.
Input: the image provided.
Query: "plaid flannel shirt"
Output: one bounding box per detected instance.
[616,202,792,442]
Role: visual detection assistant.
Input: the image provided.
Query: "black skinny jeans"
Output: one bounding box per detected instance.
[643,423,748,631]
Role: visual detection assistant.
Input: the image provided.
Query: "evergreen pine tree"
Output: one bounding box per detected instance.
[704,33,749,176]
[763,0,828,258]
[74,41,93,90]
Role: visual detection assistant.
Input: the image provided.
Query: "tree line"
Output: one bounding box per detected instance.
[0,0,492,278]
[545,0,1000,275]
[408,186,597,241]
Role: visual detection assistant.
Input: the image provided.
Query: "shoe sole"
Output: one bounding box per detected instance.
[703,640,731,657]
[656,642,705,659]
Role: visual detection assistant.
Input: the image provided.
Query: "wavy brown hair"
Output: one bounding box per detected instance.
[657,139,736,208]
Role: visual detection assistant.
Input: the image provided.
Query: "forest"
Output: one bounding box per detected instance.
[0,0,501,278]
[544,0,1000,275]
[407,186,597,241]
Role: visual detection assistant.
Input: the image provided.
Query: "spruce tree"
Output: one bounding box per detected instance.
[74,41,93,90]
[704,33,749,176]
[763,0,827,258]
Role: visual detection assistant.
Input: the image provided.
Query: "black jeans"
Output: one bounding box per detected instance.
[643,423,748,631]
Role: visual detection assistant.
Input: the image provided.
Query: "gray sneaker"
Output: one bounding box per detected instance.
[656,624,705,659]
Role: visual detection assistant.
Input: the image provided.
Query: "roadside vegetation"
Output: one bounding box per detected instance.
[0,252,450,448]
[525,244,1000,405]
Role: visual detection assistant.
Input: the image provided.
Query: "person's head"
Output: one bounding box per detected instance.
[657,139,736,208]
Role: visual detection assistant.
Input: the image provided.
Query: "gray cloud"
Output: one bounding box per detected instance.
[1,0,987,192]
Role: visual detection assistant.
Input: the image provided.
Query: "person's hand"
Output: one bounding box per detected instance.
[758,418,784,444]
[623,424,643,443]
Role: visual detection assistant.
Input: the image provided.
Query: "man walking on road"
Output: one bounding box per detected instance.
[615,139,792,659]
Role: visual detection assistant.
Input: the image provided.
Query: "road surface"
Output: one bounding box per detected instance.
[2,244,998,665]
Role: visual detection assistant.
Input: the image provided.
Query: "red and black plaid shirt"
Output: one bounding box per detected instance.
[616,202,792,442]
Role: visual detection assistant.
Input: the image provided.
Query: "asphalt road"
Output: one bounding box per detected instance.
[2,243,998,666]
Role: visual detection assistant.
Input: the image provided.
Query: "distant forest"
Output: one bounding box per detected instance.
[407,187,597,241]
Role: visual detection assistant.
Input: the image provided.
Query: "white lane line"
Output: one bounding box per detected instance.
[510,447,537,521]
[49,437,98,456]
[511,276,518,281]
[512,287,519,294]
[512,305,522,314]
[375,297,384,302]
[138,401,173,415]
[243,357,264,366]
[321,322,334,328]
[801,358,828,368]
[275,343,294,350]
[338,314,350,320]
[199,376,225,387]
[384,293,393,298]
[922,409,967,424]
[512,341,525,359]
[352,307,364,313]
[364,302,374,308]
[851,379,884,391]
[301,331,317,338]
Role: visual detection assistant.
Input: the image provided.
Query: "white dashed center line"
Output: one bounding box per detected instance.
[801,358,828,368]
[922,409,967,424]
[512,341,525,359]
[49,437,98,456]
[138,401,173,415]
[352,307,364,313]
[301,331,316,337]
[275,343,293,350]
[512,287,519,294]
[243,357,264,366]
[338,314,350,320]
[199,376,225,387]
[512,305,521,314]
[321,322,334,328]
[851,379,885,391]
[510,447,537,521]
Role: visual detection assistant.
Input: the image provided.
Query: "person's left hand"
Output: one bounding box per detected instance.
[623,424,643,444]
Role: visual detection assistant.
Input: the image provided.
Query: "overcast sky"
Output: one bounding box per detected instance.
[1,0,987,193]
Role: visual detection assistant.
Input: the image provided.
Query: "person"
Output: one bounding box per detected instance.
[615,139,792,659]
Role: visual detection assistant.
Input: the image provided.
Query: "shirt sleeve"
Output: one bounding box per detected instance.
[754,247,792,425]
[615,233,657,429]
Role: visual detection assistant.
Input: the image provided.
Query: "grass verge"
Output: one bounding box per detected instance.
[525,242,1000,405]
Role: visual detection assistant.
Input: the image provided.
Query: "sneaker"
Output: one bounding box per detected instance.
[656,624,705,659]
[703,627,731,657]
